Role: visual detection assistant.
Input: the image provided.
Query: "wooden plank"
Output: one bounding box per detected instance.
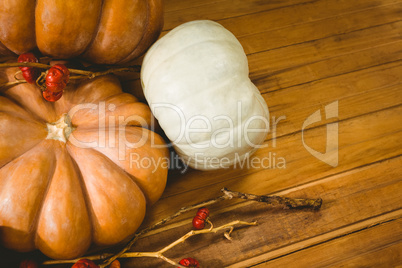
[255,42,402,94]
[249,21,402,92]
[164,0,224,13]
[248,219,402,268]
[163,0,401,31]
[319,242,402,268]
[142,105,402,226]
[238,4,402,55]
[163,0,312,30]
[125,156,402,267]
[264,62,402,137]
[221,0,402,40]
[235,217,402,267]
[161,0,402,47]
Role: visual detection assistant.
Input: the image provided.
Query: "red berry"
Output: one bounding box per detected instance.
[192,215,206,230]
[19,259,38,268]
[71,259,100,268]
[196,207,209,220]
[43,88,63,102]
[178,257,200,268]
[109,260,121,268]
[45,64,70,92]
[17,52,39,84]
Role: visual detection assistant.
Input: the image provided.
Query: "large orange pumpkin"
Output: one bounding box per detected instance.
[0,66,169,259]
[0,0,163,64]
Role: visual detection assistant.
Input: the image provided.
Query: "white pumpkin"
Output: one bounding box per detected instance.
[141,20,269,170]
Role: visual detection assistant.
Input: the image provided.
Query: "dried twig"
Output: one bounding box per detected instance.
[43,220,257,268]
[221,188,323,210]
[0,62,141,77]
[102,188,321,266]
[42,188,321,267]
[120,220,257,267]
[0,80,26,90]
[0,61,141,91]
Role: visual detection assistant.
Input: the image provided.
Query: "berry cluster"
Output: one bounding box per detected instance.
[176,207,211,267]
[17,53,70,102]
[43,63,70,101]
[178,257,200,268]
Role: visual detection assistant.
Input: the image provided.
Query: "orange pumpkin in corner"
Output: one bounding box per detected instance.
[0,0,164,65]
[0,65,169,259]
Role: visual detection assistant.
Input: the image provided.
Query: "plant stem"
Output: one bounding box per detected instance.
[42,254,113,266]
[221,188,323,210]
[102,188,321,266]
[0,62,51,70]
[112,220,257,268]
[0,62,94,76]
[42,188,322,267]
[102,195,228,266]
[0,61,141,92]
[0,62,141,77]
[0,80,26,90]
[87,66,141,79]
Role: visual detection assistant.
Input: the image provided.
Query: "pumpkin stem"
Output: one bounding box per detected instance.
[45,113,74,143]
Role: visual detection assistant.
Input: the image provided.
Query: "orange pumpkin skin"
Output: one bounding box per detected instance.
[0,0,164,64]
[0,67,169,259]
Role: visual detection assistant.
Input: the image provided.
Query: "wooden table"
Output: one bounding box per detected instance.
[123,0,402,267]
[1,0,400,267]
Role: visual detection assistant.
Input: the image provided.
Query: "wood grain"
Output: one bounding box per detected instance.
[240,217,402,268]
[126,156,402,267]
[1,0,401,267]
[127,0,402,267]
